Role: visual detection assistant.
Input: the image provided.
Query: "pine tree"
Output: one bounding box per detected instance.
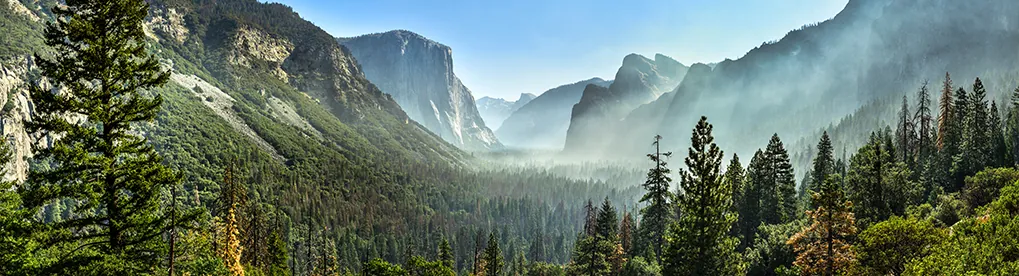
[662,116,743,275]
[787,174,857,276]
[482,233,504,276]
[439,237,455,269]
[915,81,934,163]
[619,212,634,256]
[528,227,546,263]
[739,150,767,251]
[637,135,673,264]
[595,198,618,240]
[723,154,748,248]
[21,0,197,273]
[937,72,954,150]
[765,134,797,223]
[811,131,836,196]
[569,234,611,276]
[584,200,597,237]
[961,78,991,176]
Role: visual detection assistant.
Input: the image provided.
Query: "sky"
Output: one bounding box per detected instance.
[272,0,849,100]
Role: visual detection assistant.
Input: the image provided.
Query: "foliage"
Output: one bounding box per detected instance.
[856,216,946,275]
[636,135,673,263]
[961,167,1019,211]
[788,174,857,276]
[662,116,743,275]
[745,220,803,276]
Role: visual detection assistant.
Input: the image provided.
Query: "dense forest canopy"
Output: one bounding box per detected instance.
[1,0,1019,275]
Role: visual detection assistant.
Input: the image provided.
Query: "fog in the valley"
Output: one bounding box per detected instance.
[489,0,1019,179]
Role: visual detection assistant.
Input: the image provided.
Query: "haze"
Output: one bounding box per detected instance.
[272,0,848,100]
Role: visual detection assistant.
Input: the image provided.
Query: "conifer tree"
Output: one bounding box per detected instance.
[637,135,673,264]
[937,73,954,150]
[961,78,991,176]
[723,154,748,248]
[915,81,934,162]
[528,228,546,263]
[662,116,743,275]
[21,0,197,273]
[765,134,797,223]
[787,174,857,276]
[584,200,597,237]
[619,212,634,256]
[439,237,455,269]
[738,150,767,251]
[482,233,504,276]
[811,132,836,196]
[595,198,618,240]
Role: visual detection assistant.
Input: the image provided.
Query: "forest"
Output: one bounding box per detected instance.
[2,0,1019,275]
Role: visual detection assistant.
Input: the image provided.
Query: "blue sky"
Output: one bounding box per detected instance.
[273,0,848,100]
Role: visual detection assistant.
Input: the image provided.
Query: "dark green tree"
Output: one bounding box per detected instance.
[595,198,618,240]
[989,101,1008,167]
[568,235,612,276]
[811,132,836,199]
[765,134,797,223]
[723,154,746,248]
[0,138,40,273]
[636,135,673,264]
[22,0,197,273]
[960,78,991,179]
[738,150,767,251]
[1007,85,1019,166]
[662,116,743,275]
[915,81,935,164]
[482,233,504,276]
[896,95,916,166]
[439,237,455,269]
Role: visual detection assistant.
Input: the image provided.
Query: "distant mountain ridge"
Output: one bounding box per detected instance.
[339,30,501,150]
[562,0,1019,164]
[476,93,536,129]
[496,77,612,149]
[563,53,688,154]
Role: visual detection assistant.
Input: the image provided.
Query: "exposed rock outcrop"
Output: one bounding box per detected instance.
[228,27,294,82]
[0,56,34,182]
[339,30,500,150]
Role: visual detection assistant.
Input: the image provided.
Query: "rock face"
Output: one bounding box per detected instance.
[476,93,535,129]
[0,57,34,182]
[339,30,501,150]
[562,53,687,154]
[496,78,611,149]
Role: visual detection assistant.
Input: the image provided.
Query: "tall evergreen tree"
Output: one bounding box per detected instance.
[439,237,455,269]
[765,134,797,223]
[961,78,991,176]
[584,200,597,237]
[619,212,634,256]
[595,198,619,241]
[739,150,767,251]
[937,72,954,151]
[637,135,673,264]
[787,174,857,276]
[482,233,504,276]
[915,81,935,163]
[811,132,836,196]
[21,0,197,273]
[662,116,743,275]
[723,154,746,248]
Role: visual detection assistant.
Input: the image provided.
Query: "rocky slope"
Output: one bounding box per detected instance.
[568,0,1019,162]
[0,0,468,229]
[563,53,687,154]
[476,93,535,129]
[496,78,612,149]
[338,30,501,150]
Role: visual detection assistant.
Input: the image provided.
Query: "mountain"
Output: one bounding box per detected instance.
[476,93,536,129]
[563,53,688,154]
[563,0,1019,162]
[497,77,612,149]
[338,30,500,150]
[1,0,479,241]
